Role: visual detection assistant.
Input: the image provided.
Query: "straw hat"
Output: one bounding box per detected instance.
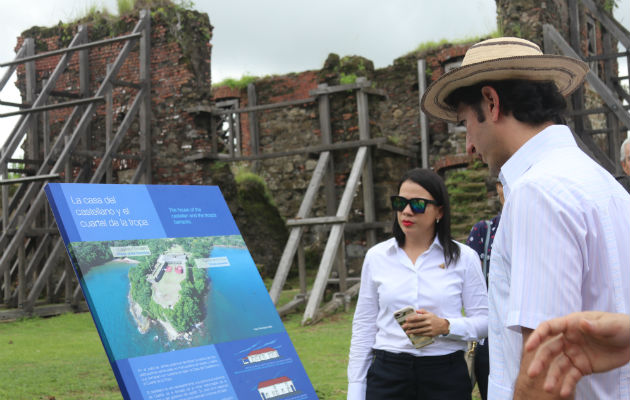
[420,37,589,122]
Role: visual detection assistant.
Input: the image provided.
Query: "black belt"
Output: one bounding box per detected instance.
[373,349,464,365]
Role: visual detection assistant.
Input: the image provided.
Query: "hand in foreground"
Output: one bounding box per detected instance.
[402,309,449,337]
[524,311,630,398]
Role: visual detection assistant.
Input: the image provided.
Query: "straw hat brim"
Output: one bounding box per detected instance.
[420,55,589,123]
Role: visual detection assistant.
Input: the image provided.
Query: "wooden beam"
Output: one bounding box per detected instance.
[309,80,372,96]
[0,174,60,186]
[318,84,337,217]
[190,97,316,115]
[0,32,143,68]
[0,96,105,118]
[139,9,152,184]
[247,83,260,158]
[277,294,307,317]
[286,216,347,227]
[357,78,376,248]
[307,283,360,325]
[0,45,26,92]
[185,138,388,161]
[543,25,630,129]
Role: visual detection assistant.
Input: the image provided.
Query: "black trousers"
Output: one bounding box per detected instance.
[366,349,472,400]
[474,340,489,400]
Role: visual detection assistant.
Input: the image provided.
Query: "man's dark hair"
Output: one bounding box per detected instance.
[444,79,567,125]
[392,168,460,266]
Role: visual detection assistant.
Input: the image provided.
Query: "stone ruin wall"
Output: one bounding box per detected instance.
[15,7,214,185]
[13,1,616,273]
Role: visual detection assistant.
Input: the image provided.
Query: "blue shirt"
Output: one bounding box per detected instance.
[466,213,501,282]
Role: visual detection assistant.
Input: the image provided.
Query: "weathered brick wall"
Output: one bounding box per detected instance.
[14,0,615,274]
[16,7,213,185]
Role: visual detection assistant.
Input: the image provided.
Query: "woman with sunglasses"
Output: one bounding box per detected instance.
[347,168,488,400]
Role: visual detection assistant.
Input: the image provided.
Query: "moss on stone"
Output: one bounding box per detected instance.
[233,171,288,278]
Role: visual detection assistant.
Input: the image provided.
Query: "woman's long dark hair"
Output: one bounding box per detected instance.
[393,168,460,266]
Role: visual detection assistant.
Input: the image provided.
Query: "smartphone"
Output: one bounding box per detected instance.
[393,306,435,349]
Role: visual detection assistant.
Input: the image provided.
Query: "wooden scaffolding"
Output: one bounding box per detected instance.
[543,0,630,171]
[187,77,418,325]
[0,10,152,320]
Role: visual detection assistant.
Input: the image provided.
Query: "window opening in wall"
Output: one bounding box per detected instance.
[214,99,241,155]
[586,15,599,76]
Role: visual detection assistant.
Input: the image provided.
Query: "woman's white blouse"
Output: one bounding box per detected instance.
[347,236,488,399]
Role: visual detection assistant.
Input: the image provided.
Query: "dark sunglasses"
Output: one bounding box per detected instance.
[390,195,437,214]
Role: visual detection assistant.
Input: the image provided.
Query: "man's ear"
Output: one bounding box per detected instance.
[481,86,500,122]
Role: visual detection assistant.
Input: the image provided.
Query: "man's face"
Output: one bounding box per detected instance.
[623,143,630,175]
[457,103,507,177]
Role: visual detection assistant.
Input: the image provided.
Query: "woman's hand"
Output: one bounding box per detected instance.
[402,309,449,337]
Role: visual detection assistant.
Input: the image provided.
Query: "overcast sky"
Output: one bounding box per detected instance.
[0,0,628,147]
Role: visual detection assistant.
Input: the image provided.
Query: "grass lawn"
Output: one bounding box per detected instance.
[0,305,480,399]
[0,308,354,400]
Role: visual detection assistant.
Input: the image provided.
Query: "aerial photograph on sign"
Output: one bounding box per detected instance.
[68,235,284,361]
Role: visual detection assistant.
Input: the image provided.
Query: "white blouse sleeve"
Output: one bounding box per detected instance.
[445,246,488,341]
[347,251,379,400]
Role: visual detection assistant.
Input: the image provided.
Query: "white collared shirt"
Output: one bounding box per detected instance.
[347,236,488,400]
[489,124,630,399]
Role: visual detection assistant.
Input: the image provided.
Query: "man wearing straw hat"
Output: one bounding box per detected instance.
[421,37,630,399]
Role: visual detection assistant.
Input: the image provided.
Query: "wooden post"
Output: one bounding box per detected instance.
[228,113,235,157]
[357,78,376,249]
[318,84,337,215]
[234,111,242,155]
[418,59,429,168]
[1,148,8,304]
[336,236,347,293]
[139,10,152,184]
[105,64,113,183]
[78,26,91,173]
[297,245,307,296]
[64,256,72,304]
[247,83,260,171]
[602,29,620,170]
[566,0,586,136]
[24,39,38,166]
[210,114,218,157]
[17,221,25,310]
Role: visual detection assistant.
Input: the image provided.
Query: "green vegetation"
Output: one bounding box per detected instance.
[117,0,135,14]
[603,0,618,12]
[0,313,121,400]
[444,161,498,242]
[235,170,275,205]
[213,75,258,89]
[410,30,501,55]
[340,72,358,85]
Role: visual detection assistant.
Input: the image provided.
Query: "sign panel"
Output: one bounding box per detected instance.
[45,183,317,400]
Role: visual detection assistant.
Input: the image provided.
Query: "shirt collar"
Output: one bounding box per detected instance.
[499,124,576,199]
[387,234,442,254]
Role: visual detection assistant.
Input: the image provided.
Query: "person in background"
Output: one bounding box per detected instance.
[617,137,630,192]
[620,137,630,176]
[465,179,504,400]
[347,168,488,400]
[420,36,630,399]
